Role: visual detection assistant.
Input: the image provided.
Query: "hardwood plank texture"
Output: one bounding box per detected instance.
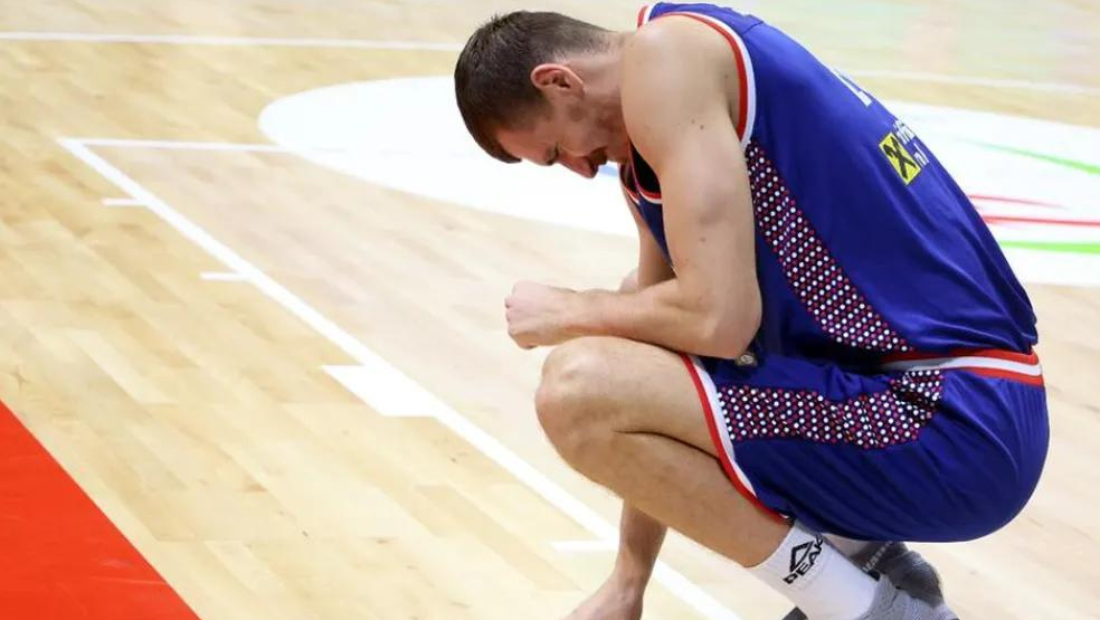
[0,1,1097,619]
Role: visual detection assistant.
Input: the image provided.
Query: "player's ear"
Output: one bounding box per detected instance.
[531,63,584,100]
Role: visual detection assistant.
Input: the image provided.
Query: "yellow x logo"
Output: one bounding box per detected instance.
[879,133,922,184]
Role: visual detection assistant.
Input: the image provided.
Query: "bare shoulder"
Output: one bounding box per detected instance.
[621,16,742,165]
[623,14,733,68]
[622,15,739,97]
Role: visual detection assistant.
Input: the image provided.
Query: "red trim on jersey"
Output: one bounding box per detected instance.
[653,11,750,141]
[639,186,662,202]
[625,145,662,203]
[969,367,1045,387]
[619,164,641,203]
[636,4,649,27]
[883,348,1039,365]
[678,355,785,522]
[883,348,1043,386]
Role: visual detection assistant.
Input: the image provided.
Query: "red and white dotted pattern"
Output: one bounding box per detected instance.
[717,370,944,449]
[747,143,912,353]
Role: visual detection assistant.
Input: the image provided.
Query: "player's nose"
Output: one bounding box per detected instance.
[559,153,597,179]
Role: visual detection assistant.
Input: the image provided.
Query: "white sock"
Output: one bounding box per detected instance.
[824,534,873,558]
[749,521,878,620]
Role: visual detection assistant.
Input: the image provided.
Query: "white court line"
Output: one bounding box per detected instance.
[59,137,742,620]
[79,138,291,152]
[3,30,1096,95]
[200,271,248,282]
[69,138,445,159]
[0,31,463,51]
[102,197,144,207]
[324,365,435,418]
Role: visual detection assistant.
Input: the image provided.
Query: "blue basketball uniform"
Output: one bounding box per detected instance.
[621,3,1049,541]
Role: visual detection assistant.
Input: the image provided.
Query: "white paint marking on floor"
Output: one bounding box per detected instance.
[4,30,1095,95]
[71,137,427,159]
[102,197,145,207]
[552,539,618,553]
[200,271,249,282]
[0,31,463,51]
[59,136,743,620]
[323,365,437,418]
[77,138,293,152]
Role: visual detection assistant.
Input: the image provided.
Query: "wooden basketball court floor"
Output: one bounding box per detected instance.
[0,1,1097,619]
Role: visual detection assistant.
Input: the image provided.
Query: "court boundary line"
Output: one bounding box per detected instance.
[58,136,744,620]
[4,31,1097,95]
[0,31,463,50]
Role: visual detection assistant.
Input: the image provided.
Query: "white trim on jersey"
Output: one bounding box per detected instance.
[883,354,1043,377]
[638,187,663,205]
[687,355,759,497]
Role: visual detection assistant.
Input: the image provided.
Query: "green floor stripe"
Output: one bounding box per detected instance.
[1001,240,1100,255]
[975,142,1100,176]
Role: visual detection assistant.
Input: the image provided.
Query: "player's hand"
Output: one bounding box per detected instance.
[504,281,580,349]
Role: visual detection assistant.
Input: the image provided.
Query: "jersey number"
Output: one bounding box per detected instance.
[831,68,873,107]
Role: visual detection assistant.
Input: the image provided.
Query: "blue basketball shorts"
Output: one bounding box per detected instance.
[680,349,1049,541]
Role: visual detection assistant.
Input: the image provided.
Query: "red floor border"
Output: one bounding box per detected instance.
[0,399,200,620]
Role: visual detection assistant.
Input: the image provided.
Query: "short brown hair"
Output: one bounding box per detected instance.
[454,11,610,163]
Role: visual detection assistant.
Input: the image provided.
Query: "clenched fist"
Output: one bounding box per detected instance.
[504,281,582,349]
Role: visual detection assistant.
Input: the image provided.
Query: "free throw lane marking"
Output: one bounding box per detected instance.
[60,137,744,620]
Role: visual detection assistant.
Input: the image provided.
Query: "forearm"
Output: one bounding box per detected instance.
[613,503,668,586]
[572,278,752,359]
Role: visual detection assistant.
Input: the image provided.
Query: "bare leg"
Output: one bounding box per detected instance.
[563,504,665,620]
[536,336,789,567]
[541,337,947,620]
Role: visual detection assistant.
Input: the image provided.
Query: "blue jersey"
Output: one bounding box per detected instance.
[621,3,1038,369]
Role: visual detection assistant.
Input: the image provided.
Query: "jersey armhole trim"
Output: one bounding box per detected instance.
[619,163,642,205]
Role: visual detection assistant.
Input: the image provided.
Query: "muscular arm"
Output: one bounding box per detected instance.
[567,18,761,359]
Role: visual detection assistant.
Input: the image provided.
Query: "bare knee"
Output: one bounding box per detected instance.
[535,338,615,463]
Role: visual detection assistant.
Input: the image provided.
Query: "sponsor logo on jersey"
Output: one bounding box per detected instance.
[880,132,923,184]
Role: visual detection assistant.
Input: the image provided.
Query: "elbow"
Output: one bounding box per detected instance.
[695,297,761,359]
[618,268,640,293]
[698,322,756,360]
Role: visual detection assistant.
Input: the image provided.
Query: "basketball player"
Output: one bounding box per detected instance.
[453,4,1049,619]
